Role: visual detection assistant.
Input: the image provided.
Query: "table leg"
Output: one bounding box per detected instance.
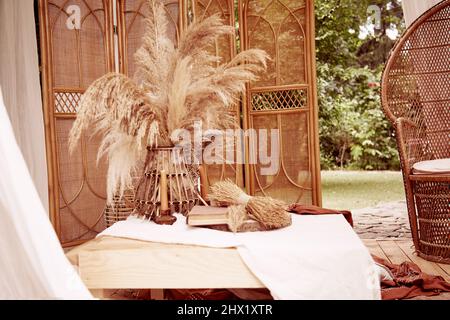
[90,289,105,299]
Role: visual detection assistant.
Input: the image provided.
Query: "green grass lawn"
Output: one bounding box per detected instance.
[321,171,405,210]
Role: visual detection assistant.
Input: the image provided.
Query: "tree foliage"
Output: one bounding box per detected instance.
[315,0,404,170]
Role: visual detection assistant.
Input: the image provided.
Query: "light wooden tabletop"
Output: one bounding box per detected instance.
[66,236,264,290]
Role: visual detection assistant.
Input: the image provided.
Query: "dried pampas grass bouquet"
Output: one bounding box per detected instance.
[209,180,292,230]
[67,0,269,210]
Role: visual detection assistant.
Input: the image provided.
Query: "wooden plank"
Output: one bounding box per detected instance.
[78,246,264,289]
[67,236,197,264]
[362,239,390,262]
[437,263,450,278]
[396,240,450,281]
[377,240,412,265]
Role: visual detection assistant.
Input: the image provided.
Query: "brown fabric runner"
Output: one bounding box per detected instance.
[288,203,354,227]
[372,255,450,300]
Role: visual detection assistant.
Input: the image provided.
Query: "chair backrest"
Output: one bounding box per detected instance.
[381,0,450,160]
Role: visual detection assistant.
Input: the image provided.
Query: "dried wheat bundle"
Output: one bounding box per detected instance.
[69,0,268,204]
[227,205,247,233]
[209,180,291,230]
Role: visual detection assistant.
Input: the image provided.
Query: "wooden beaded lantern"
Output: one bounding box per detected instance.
[133,146,201,224]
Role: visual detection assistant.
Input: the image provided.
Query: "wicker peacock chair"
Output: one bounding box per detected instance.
[381,0,450,263]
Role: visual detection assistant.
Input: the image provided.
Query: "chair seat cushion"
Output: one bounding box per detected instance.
[412,158,450,174]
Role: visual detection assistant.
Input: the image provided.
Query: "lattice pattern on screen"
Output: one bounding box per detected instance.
[54,91,81,113]
[251,89,307,112]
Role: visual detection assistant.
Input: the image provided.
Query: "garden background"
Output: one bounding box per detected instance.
[315,0,405,209]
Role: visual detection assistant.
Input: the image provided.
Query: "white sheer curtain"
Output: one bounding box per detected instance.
[0,87,91,299]
[0,0,48,212]
[402,0,444,27]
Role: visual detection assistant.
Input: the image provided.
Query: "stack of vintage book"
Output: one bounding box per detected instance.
[186,205,263,232]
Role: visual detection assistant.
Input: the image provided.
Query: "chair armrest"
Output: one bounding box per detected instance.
[395,117,426,174]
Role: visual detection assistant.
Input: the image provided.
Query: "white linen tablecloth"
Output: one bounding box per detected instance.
[98,214,381,300]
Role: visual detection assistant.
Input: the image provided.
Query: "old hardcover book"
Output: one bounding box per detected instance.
[187,205,265,232]
[204,220,264,232]
[186,205,229,226]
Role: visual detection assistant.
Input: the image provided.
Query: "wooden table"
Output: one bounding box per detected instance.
[67,237,450,300]
[66,236,264,298]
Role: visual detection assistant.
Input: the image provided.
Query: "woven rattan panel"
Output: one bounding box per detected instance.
[251,111,312,204]
[40,0,114,245]
[56,120,108,243]
[118,0,181,76]
[191,0,235,62]
[240,0,320,204]
[191,0,244,187]
[243,0,307,87]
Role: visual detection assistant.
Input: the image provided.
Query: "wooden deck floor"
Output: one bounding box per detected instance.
[362,239,450,300]
[362,239,449,281]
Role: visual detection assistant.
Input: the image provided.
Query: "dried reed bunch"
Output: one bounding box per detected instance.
[209,180,292,230]
[68,0,269,204]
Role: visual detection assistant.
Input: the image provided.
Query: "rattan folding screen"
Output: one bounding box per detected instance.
[38,0,321,245]
[38,0,114,246]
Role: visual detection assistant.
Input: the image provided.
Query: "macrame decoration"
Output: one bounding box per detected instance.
[68,0,268,224]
